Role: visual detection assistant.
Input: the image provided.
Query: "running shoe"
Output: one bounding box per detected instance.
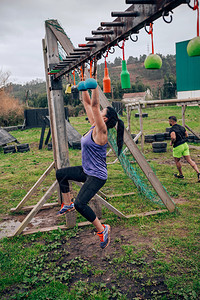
[97,224,111,249]
[57,202,75,216]
[174,174,184,179]
[198,173,200,182]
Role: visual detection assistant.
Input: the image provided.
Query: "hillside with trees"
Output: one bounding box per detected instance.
[97,54,176,100]
[5,54,176,109]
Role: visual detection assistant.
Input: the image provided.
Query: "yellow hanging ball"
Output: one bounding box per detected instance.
[65,84,72,94]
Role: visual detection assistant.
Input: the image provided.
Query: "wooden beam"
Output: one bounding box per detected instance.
[107,192,135,198]
[20,209,168,236]
[13,181,58,236]
[125,97,200,107]
[126,209,168,218]
[10,202,59,213]
[45,20,74,55]
[11,162,55,212]
[21,220,106,236]
[185,124,200,139]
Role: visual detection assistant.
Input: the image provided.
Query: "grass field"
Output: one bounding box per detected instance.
[0,105,200,299]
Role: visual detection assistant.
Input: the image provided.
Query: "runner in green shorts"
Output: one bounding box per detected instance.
[169,116,200,182]
[173,142,190,158]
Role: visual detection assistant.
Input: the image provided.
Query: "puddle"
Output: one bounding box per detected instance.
[0,208,61,239]
[0,220,21,239]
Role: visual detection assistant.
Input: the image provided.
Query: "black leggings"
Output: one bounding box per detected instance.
[56,166,106,223]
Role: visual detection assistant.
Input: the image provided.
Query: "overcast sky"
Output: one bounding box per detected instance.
[0,0,197,84]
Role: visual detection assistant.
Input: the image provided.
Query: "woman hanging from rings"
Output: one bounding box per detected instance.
[56,68,124,249]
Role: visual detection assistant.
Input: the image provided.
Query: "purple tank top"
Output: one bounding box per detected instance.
[81,126,108,180]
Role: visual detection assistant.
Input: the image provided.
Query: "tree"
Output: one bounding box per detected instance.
[114,57,122,66]
[127,56,135,65]
[0,69,11,89]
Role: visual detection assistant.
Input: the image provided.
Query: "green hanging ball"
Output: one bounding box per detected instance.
[121,60,131,89]
[144,54,162,69]
[187,36,200,57]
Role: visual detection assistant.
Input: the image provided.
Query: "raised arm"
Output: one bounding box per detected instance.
[82,90,94,125]
[91,87,106,132]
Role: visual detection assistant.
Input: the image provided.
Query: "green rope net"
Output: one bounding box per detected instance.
[107,128,165,206]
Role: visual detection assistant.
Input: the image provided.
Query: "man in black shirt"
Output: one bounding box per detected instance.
[169,116,200,182]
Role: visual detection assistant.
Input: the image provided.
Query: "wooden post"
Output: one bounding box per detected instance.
[45,26,69,169]
[45,24,76,227]
[42,38,61,205]
[138,103,144,152]
[127,105,131,133]
[182,105,186,128]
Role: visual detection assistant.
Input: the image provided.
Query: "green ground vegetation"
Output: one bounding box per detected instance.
[0,105,200,299]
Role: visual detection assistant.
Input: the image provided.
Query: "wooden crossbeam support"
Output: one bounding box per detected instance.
[13,181,58,236]
[21,209,168,236]
[11,202,59,213]
[124,97,200,108]
[11,162,55,212]
[185,125,200,140]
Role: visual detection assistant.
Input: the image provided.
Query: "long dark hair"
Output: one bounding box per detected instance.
[105,106,124,156]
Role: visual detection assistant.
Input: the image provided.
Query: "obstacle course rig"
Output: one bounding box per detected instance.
[11,0,199,236]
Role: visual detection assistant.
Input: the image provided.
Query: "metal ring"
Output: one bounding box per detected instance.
[187,0,196,10]
[162,10,173,24]
[102,52,108,58]
[108,47,115,54]
[116,40,123,49]
[130,34,138,42]
[144,23,152,34]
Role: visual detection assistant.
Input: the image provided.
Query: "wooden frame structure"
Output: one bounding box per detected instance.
[125,98,200,141]
[11,0,195,236]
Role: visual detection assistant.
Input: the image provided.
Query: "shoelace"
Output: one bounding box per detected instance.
[97,232,104,242]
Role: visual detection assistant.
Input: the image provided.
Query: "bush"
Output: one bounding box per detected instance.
[67,103,84,117]
[0,89,24,126]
